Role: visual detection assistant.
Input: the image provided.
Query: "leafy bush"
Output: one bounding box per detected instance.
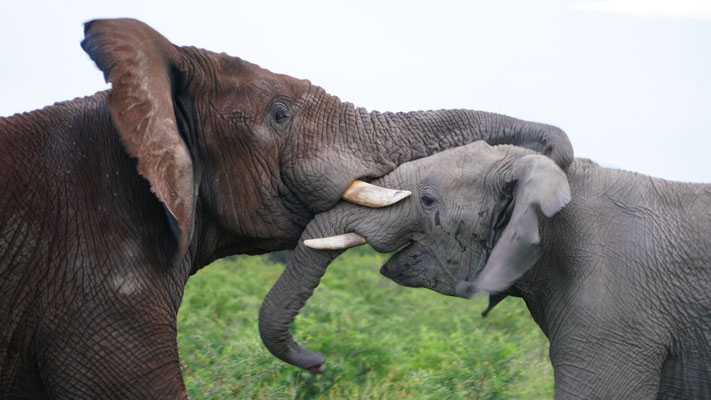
[178,247,553,399]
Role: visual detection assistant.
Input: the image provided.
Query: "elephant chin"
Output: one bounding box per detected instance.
[380,244,469,298]
[379,244,420,286]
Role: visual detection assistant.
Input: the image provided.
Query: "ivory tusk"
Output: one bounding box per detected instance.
[304,233,367,250]
[341,180,411,208]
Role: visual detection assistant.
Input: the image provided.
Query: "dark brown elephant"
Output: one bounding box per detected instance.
[0,18,572,398]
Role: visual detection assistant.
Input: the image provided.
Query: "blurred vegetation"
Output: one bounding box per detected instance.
[177,247,553,399]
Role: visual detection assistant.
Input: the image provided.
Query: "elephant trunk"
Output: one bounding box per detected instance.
[283,92,573,215]
[357,108,574,172]
[258,215,345,373]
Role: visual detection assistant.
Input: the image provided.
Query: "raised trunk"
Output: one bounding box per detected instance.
[356,108,573,175]
[284,90,573,217]
[258,213,346,372]
[296,106,574,213]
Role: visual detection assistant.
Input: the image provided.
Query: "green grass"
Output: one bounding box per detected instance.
[177,247,553,399]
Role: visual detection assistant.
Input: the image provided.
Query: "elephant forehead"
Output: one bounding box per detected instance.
[421,144,524,189]
[207,53,311,113]
[408,142,499,174]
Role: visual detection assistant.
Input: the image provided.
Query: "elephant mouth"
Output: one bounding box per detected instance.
[379,242,420,282]
[380,243,466,298]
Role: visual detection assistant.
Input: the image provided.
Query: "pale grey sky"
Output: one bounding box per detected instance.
[2,0,709,182]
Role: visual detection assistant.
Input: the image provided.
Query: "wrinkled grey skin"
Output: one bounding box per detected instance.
[260,141,711,399]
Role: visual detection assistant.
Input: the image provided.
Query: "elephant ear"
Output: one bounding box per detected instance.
[82,19,195,262]
[475,154,571,293]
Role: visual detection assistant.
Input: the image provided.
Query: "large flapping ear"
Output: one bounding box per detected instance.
[82,19,195,262]
[474,154,571,294]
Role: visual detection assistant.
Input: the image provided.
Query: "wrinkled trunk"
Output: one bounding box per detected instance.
[258,213,346,373]
[312,106,573,212]
[356,108,573,173]
[259,170,416,371]
[285,90,573,216]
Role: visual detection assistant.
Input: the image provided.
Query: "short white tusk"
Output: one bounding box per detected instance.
[341,180,411,208]
[304,233,367,250]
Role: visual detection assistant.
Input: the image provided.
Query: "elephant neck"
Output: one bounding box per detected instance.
[507,161,605,336]
[511,160,711,339]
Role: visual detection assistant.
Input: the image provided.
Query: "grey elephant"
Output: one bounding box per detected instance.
[259,141,711,399]
[0,18,574,398]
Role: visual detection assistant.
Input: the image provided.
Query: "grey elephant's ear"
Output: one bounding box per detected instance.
[82,19,195,262]
[475,154,571,294]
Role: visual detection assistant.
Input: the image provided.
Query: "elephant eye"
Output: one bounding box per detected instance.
[266,98,293,128]
[273,109,289,123]
[420,194,437,208]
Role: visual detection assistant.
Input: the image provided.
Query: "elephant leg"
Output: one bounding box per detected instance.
[36,303,186,399]
[551,338,666,399]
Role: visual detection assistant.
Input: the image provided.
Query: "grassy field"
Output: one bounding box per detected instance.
[177,247,553,399]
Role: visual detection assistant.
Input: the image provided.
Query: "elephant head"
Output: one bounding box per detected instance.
[81,18,573,266]
[259,141,571,372]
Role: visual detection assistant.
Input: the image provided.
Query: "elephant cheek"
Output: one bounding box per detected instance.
[285,152,372,214]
